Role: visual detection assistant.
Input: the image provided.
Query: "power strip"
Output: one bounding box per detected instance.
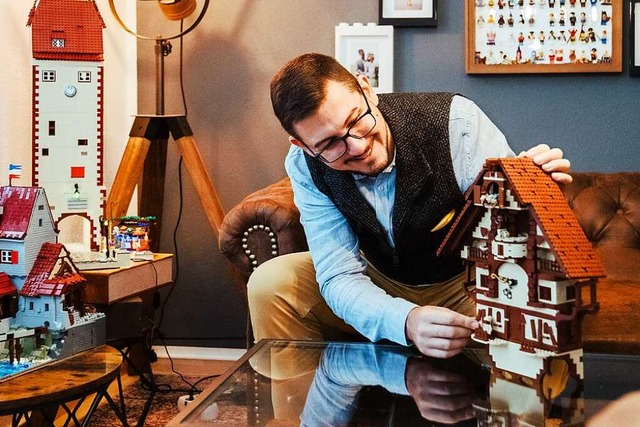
[177,394,197,411]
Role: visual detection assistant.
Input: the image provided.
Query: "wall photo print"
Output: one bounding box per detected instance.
[466,0,622,74]
[335,24,394,93]
[379,0,438,27]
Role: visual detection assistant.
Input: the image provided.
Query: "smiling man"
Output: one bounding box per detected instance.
[248,52,571,358]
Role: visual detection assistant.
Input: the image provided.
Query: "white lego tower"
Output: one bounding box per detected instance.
[27,0,107,250]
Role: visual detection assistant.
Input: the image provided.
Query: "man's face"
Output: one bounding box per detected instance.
[289,78,393,176]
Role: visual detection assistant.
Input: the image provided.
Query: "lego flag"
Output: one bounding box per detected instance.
[8,164,22,179]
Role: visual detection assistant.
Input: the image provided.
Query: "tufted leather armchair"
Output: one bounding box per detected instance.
[219,172,640,353]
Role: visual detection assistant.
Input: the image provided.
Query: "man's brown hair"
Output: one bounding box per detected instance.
[270,53,360,140]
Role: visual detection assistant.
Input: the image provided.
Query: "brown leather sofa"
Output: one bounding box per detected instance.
[219,172,640,354]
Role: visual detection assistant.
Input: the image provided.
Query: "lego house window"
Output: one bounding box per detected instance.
[0,250,12,264]
[51,30,65,48]
[78,71,91,83]
[42,70,56,82]
[48,121,55,136]
[77,139,88,146]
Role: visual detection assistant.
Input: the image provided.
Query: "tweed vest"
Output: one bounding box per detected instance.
[305,92,465,285]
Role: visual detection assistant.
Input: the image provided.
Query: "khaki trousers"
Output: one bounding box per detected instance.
[247,251,474,345]
[247,252,474,421]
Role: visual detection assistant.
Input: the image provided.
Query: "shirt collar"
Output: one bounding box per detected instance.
[352,148,397,181]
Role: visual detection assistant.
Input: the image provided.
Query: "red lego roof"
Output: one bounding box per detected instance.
[19,243,85,297]
[27,0,105,61]
[499,157,606,279]
[0,186,40,240]
[0,273,17,298]
[439,158,605,280]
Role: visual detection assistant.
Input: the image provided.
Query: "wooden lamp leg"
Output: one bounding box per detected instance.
[105,136,152,220]
[174,134,225,239]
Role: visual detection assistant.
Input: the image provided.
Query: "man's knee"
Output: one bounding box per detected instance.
[247,253,306,306]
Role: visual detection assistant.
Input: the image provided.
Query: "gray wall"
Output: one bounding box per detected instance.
[137,1,639,348]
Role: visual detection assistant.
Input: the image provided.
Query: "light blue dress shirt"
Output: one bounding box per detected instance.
[284,95,515,346]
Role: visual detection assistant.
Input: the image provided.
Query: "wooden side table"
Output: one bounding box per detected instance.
[0,345,127,426]
[82,253,174,305]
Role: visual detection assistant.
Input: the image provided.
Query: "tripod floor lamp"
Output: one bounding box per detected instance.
[106,0,225,245]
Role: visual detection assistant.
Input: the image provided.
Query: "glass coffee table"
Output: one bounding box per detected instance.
[168,339,640,426]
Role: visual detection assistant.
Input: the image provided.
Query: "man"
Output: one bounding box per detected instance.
[249,52,571,358]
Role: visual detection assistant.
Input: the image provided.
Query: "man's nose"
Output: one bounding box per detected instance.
[345,136,368,156]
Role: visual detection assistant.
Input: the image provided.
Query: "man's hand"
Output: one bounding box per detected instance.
[405,356,477,424]
[518,143,572,184]
[405,306,479,358]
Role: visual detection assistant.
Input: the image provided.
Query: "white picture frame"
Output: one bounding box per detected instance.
[335,23,394,93]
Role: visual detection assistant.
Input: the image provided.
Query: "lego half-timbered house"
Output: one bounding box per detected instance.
[438,157,605,387]
[27,0,107,249]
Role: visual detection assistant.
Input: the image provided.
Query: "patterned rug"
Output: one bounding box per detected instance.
[89,373,225,426]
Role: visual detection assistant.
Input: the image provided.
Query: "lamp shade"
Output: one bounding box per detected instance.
[158,0,196,21]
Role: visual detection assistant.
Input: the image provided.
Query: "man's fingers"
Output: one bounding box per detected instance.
[519,143,550,158]
[420,307,479,330]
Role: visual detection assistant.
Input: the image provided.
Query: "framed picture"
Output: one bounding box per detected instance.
[335,23,394,93]
[631,0,640,75]
[378,0,438,27]
[465,0,622,74]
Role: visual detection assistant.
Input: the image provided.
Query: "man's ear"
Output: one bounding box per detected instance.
[356,74,379,105]
[289,135,305,149]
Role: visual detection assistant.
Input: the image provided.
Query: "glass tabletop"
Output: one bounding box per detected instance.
[168,339,640,426]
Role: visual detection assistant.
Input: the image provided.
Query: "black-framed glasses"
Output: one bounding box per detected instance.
[300,86,377,163]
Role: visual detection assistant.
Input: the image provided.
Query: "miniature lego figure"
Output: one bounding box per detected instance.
[488,13,495,24]
[498,14,506,26]
[508,13,514,26]
[556,48,564,61]
[580,11,586,24]
[548,0,556,6]
[601,29,607,44]
[539,31,546,44]
[569,11,577,25]
[601,10,610,25]
[559,10,566,26]
[487,30,497,45]
[559,29,567,41]
[549,12,555,26]
[569,49,577,62]
[568,28,578,42]
[591,47,598,62]
[518,14,525,24]
[518,32,525,45]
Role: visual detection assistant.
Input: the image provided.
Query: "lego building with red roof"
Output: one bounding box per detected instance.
[27,0,107,250]
[438,157,605,390]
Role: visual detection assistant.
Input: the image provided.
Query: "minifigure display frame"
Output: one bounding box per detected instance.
[631,0,640,75]
[335,23,394,93]
[378,0,438,27]
[465,0,622,74]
